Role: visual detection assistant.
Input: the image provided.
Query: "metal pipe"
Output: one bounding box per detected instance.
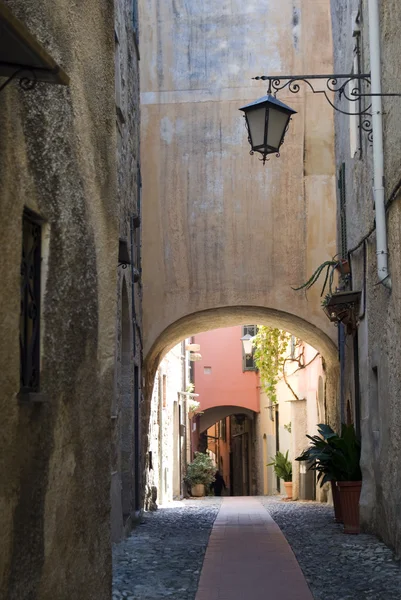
[368,0,391,288]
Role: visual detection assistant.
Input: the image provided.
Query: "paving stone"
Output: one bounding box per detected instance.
[112,499,220,600]
[260,497,401,600]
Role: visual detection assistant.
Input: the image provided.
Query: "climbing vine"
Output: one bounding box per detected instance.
[252,326,291,405]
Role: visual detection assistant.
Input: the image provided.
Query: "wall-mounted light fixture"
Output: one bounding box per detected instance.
[240,333,254,357]
[241,0,397,290]
[239,95,296,164]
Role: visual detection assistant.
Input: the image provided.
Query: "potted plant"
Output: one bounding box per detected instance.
[268,450,293,499]
[296,424,362,533]
[184,452,216,497]
[296,423,344,523]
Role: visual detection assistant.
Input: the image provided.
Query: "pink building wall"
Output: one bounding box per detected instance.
[194,326,260,413]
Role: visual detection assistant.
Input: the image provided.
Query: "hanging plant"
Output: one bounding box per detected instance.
[292,257,350,298]
[253,326,291,405]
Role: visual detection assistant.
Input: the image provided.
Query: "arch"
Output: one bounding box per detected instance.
[143,305,340,443]
[199,405,257,433]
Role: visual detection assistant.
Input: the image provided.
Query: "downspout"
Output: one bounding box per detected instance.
[368,0,391,288]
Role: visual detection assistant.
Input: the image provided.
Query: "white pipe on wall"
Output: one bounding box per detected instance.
[368,0,391,288]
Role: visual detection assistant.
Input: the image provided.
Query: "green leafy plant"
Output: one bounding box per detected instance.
[284,422,292,434]
[292,257,350,299]
[296,423,361,486]
[184,452,216,487]
[253,326,291,404]
[267,450,292,482]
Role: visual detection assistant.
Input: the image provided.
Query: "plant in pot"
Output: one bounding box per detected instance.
[296,423,344,523]
[268,450,293,499]
[184,452,216,498]
[296,424,362,533]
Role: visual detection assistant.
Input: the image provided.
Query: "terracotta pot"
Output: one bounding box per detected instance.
[191,483,205,497]
[331,480,343,523]
[337,481,362,534]
[335,259,350,275]
[284,482,293,499]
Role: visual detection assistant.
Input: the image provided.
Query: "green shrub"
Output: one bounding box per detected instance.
[296,423,361,486]
[184,452,216,487]
[267,450,292,482]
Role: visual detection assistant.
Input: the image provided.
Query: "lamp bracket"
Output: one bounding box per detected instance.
[252,73,401,143]
[0,64,38,93]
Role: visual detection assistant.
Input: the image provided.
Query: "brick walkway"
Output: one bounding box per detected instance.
[195,497,313,600]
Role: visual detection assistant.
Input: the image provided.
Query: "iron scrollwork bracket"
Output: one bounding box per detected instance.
[253,73,374,116]
[0,64,38,94]
[253,73,380,143]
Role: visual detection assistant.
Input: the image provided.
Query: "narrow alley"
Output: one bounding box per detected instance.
[3,1,401,599]
[113,498,401,600]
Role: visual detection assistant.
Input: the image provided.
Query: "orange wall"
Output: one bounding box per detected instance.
[194,327,259,413]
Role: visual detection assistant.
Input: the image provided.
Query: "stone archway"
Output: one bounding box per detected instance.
[142,306,339,461]
[199,406,257,434]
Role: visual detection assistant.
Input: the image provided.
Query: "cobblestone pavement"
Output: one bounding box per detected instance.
[112,498,220,600]
[261,497,401,600]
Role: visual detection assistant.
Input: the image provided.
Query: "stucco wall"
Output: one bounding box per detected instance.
[194,327,259,413]
[0,1,117,598]
[330,0,401,556]
[140,0,337,360]
[148,343,188,505]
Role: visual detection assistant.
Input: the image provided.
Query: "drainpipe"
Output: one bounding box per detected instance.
[368,0,391,289]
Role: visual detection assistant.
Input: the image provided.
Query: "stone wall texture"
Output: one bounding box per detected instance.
[0,0,138,597]
[111,0,142,544]
[330,0,401,557]
[139,0,341,441]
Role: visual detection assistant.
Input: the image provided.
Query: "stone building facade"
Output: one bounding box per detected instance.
[110,0,142,544]
[0,0,141,598]
[147,341,192,507]
[330,0,401,556]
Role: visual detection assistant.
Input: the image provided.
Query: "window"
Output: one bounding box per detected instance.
[20,209,42,393]
[242,324,257,371]
[115,32,125,123]
[204,366,212,375]
[132,164,142,270]
[338,163,347,260]
[133,0,139,38]
[290,335,297,359]
[220,419,226,442]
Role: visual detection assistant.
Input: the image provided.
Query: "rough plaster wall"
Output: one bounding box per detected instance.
[111,0,142,543]
[140,0,337,357]
[139,0,340,470]
[0,1,117,598]
[330,0,401,557]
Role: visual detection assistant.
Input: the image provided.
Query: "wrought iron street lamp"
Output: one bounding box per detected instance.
[240,333,254,356]
[239,94,297,164]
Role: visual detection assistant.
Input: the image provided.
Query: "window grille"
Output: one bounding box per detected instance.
[20,209,41,393]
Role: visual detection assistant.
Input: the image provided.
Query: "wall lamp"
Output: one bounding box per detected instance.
[240,0,399,290]
[240,333,254,357]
